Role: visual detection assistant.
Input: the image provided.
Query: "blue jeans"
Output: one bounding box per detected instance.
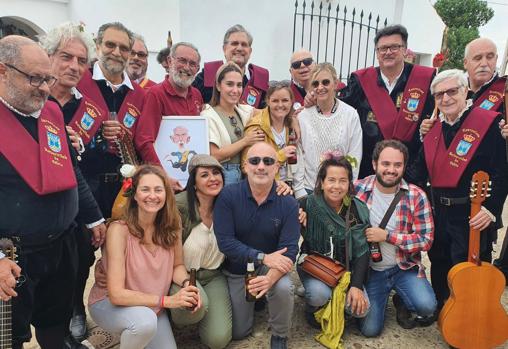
[223,163,241,187]
[297,265,369,317]
[359,266,437,337]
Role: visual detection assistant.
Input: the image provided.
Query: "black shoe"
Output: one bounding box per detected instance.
[304,310,321,329]
[63,335,87,349]
[69,314,87,341]
[415,313,437,327]
[270,335,288,349]
[254,296,266,312]
[392,294,416,329]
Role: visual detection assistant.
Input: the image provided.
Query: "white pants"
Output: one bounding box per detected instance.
[89,297,177,349]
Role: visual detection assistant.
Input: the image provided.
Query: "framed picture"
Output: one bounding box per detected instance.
[154,116,209,188]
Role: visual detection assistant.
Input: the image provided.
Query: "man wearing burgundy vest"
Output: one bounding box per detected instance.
[192,24,269,108]
[134,42,203,191]
[289,49,315,111]
[406,69,507,313]
[126,34,157,89]
[340,24,435,179]
[39,23,109,346]
[0,36,105,349]
[77,22,145,218]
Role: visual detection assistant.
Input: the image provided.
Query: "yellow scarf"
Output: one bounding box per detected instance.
[314,271,351,349]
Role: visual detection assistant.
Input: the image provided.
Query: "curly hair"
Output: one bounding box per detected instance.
[123,165,181,249]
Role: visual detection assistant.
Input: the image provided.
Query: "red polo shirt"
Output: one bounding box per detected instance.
[134,77,203,164]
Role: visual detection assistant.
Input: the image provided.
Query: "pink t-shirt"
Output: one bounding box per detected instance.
[89,226,175,313]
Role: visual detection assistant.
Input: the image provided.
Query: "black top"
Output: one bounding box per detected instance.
[0,110,102,239]
[406,107,508,218]
[193,69,267,108]
[468,74,506,115]
[340,63,435,178]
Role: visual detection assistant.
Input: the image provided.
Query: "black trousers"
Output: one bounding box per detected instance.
[12,231,78,346]
[73,226,96,313]
[429,204,495,309]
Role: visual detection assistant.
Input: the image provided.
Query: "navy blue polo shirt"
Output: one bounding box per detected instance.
[214,179,300,275]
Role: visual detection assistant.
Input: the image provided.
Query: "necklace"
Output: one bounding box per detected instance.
[316,98,338,115]
[0,95,40,118]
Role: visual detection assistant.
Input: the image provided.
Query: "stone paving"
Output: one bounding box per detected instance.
[27,210,508,349]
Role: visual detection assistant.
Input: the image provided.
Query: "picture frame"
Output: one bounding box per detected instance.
[154,116,209,188]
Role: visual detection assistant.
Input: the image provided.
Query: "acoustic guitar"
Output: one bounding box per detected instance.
[111,129,139,219]
[0,238,17,349]
[438,171,508,349]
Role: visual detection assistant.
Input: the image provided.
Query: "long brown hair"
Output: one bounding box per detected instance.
[209,61,243,107]
[123,165,181,249]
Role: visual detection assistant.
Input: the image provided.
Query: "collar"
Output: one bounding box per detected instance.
[359,174,410,193]
[380,66,404,92]
[163,76,193,97]
[0,95,42,119]
[244,179,277,203]
[244,64,251,80]
[439,99,473,126]
[71,87,83,100]
[468,71,498,91]
[134,76,148,84]
[92,61,134,91]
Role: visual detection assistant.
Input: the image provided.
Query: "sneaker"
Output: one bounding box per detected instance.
[392,294,416,329]
[270,335,288,349]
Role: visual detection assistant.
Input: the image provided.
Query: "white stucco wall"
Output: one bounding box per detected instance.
[3,0,445,82]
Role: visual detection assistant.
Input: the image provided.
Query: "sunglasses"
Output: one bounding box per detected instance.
[311,78,331,88]
[291,57,314,70]
[433,86,462,100]
[228,116,243,138]
[247,156,276,166]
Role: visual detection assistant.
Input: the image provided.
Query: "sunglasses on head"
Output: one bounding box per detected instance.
[247,156,276,166]
[291,57,314,70]
[228,116,243,138]
[311,78,331,88]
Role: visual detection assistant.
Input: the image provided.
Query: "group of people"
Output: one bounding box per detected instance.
[0,17,507,349]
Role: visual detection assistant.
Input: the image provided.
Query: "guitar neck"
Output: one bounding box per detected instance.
[0,299,12,349]
[468,201,482,265]
[117,131,139,166]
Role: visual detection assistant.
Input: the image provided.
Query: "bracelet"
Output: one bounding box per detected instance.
[182,278,190,287]
[160,295,165,308]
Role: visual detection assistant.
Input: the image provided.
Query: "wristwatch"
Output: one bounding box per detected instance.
[256,252,265,266]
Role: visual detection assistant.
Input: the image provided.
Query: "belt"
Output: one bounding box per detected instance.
[4,224,75,251]
[99,173,120,183]
[438,196,469,206]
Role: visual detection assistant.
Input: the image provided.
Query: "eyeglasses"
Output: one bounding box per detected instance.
[226,40,250,48]
[247,156,276,166]
[3,63,57,87]
[228,116,243,138]
[103,41,131,54]
[433,86,462,100]
[311,78,331,88]
[376,44,405,54]
[130,50,148,59]
[173,56,199,69]
[291,57,314,70]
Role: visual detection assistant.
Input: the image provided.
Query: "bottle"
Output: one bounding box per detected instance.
[187,268,197,311]
[167,30,173,48]
[369,242,383,262]
[245,259,257,302]
[287,128,297,165]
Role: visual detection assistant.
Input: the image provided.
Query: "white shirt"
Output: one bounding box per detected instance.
[92,61,134,91]
[183,223,225,270]
[380,67,404,94]
[293,100,363,199]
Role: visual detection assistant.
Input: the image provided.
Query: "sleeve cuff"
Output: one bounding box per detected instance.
[294,188,308,200]
[480,206,496,223]
[86,218,106,229]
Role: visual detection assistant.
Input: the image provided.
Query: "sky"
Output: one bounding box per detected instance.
[479,1,508,72]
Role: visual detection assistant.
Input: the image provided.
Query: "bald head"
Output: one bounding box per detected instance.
[244,142,279,188]
[0,35,52,114]
[463,37,498,92]
[247,141,277,159]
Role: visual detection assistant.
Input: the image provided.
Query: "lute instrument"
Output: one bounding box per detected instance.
[438,171,508,349]
[0,238,17,349]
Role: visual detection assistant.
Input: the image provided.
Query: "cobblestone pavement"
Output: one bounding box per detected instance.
[28,210,508,349]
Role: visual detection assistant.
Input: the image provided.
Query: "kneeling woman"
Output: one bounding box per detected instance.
[170,154,232,349]
[298,154,370,327]
[88,165,201,349]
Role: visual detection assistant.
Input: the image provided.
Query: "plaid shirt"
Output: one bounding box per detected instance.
[354,175,434,277]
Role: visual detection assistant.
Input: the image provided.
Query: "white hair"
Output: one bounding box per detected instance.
[430,69,468,95]
[38,22,96,62]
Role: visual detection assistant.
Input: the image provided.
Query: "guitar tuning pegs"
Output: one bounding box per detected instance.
[487,193,491,197]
